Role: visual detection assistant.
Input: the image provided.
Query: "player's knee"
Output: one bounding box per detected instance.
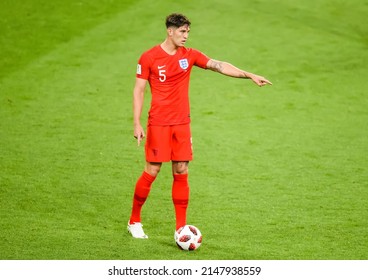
[145,162,162,177]
[172,161,189,175]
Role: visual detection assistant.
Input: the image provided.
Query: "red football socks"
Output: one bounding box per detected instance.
[129,171,156,224]
[172,173,190,230]
[129,172,190,230]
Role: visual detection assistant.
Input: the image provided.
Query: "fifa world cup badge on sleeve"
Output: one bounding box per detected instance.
[137,64,142,75]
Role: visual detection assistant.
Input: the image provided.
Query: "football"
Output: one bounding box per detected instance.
[174,225,202,250]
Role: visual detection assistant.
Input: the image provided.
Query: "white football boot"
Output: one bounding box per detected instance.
[127,222,148,239]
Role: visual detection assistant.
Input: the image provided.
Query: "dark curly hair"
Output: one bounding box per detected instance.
[165,13,191,28]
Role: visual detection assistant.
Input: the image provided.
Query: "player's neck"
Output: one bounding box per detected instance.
[160,39,179,55]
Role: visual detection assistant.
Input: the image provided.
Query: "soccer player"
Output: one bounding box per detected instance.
[128,13,272,238]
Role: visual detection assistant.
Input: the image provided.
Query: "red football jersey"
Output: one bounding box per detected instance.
[136,45,210,126]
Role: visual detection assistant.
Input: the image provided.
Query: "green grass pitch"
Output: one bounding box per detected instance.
[1,0,367,260]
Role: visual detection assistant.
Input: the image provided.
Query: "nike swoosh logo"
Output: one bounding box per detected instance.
[157,65,166,69]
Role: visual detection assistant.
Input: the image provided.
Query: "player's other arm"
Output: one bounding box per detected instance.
[206,59,272,87]
[133,77,147,146]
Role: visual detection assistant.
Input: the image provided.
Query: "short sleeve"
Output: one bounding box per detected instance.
[192,49,210,69]
[136,52,151,80]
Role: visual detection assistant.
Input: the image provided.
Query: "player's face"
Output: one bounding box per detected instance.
[170,24,190,47]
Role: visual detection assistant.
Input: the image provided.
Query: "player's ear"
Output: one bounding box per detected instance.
[168,27,174,37]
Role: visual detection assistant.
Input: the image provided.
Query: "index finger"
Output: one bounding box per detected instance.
[261,79,272,86]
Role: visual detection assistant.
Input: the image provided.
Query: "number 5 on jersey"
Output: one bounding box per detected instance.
[158,65,166,82]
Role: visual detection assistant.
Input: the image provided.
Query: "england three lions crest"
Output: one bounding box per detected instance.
[179,59,189,70]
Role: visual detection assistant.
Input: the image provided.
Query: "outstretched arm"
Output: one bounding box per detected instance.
[206,59,272,87]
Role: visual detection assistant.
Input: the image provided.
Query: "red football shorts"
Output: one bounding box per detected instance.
[145,124,193,162]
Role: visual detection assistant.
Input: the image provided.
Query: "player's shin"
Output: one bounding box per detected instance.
[172,173,190,230]
[129,171,156,224]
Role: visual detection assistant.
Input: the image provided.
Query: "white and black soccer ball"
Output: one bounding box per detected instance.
[174,225,202,251]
